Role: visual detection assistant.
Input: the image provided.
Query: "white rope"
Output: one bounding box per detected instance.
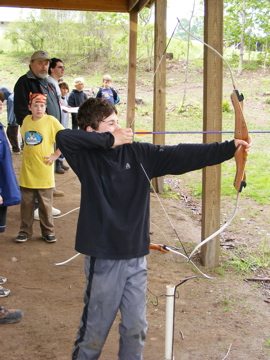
[53,206,80,219]
[51,252,81,266]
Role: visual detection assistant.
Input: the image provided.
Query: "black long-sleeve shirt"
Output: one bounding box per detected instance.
[56,128,236,260]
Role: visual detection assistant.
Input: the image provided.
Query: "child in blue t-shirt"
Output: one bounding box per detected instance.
[95,74,120,105]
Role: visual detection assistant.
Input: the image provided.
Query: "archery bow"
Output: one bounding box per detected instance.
[174,17,250,259]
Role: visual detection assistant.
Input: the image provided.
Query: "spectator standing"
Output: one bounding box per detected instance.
[0,87,21,154]
[59,82,70,129]
[13,50,64,196]
[15,93,64,244]
[48,57,69,174]
[47,58,65,99]
[68,77,87,129]
[95,74,120,104]
[0,92,24,324]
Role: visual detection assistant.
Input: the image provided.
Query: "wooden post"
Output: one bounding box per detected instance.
[152,0,166,192]
[126,10,138,129]
[201,0,223,267]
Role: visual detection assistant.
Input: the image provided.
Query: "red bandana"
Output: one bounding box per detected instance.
[29,93,47,105]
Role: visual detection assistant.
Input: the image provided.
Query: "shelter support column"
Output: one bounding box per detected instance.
[201,0,223,267]
[126,10,138,129]
[152,0,166,192]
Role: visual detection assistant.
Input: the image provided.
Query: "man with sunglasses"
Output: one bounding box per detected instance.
[48,58,65,99]
[47,58,69,174]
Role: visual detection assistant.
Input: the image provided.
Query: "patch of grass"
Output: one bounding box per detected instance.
[265,338,270,347]
[162,184,180,200]
[222,237,270,274]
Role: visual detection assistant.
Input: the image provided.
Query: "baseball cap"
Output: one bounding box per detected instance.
[30,51,51,62]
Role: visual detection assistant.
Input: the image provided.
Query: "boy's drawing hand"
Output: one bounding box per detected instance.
[44,154,59,165]
[0,195,3,205]
[112,128,133,148]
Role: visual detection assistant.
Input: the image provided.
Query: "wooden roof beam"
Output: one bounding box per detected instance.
[128,0,140,12]
[129,0,154,12]
[0,0,128,12]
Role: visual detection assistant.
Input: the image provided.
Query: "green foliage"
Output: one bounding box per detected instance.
[265,338,270,347]
[222,101,232,113]
[224,0,270,74]
[222,237,270,274]
[162,185,180,200]
[174,17,204,41]
[3,9,130,61]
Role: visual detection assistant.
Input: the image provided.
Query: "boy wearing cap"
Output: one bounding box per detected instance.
[15,93,64,244]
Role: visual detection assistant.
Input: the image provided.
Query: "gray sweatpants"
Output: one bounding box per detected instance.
[72,256,148,360]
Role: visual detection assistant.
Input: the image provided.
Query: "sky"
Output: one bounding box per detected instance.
[0,1,202,33]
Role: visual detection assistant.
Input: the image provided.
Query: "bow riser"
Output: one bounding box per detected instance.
[230,90,249,192]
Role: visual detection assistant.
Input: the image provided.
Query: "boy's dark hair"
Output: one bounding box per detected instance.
[59,82,69,91]
[77,98,117,131]
[48,58,63,75]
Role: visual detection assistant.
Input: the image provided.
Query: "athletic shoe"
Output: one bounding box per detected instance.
[15,235,29,243]
[53,189,64,197]
[0,277,7,285]
[34,208,39,220]
[34,207,61,220]
[0,306,24,324]
[42,235,57,243]
[0,286,10,297]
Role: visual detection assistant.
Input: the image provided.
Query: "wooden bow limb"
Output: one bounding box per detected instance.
[230,89,249,193]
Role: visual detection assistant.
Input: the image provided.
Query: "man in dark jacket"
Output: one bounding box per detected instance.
[14,50,61,125]
[14,50,64,196]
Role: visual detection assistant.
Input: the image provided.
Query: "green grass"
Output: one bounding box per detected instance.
[221,237,270,274]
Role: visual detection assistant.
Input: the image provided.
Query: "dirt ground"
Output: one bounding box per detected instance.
[1,64,270,359]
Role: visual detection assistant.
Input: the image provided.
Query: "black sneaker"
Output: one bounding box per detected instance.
[0,306,24,324]
[15,235,29,243]
[61,163,70,171]
[42,235,57,243]
[55,165,65,174]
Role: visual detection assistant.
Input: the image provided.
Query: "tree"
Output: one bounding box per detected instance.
[224,0,270,74]
[138,7,154,70]
[4,11,46,51]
